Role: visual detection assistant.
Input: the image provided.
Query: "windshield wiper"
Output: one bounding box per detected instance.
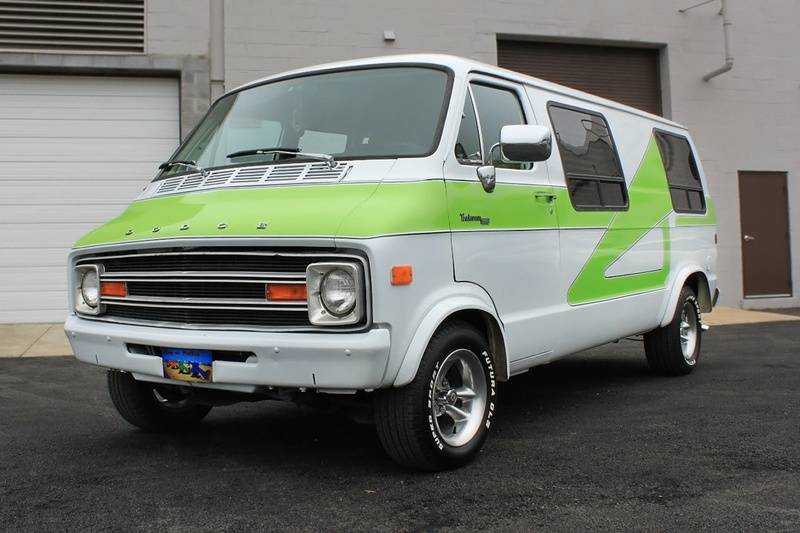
[158,159,208,178]
[226,147,336,169]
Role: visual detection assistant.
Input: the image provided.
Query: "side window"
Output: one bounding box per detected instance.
[548,103,627,210]
[454,90,482,165]
[470,83,528,170]
[654,131,706,213]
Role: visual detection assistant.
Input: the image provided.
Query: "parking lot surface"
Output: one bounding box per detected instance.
[1,321,798,532]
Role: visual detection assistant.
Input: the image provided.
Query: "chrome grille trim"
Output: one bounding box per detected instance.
[144,162,352,198]
[75,248,370,332]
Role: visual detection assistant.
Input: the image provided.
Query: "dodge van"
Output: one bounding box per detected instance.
[65,55,718,470]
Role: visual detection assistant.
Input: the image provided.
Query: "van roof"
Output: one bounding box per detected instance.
[231,53,686,131]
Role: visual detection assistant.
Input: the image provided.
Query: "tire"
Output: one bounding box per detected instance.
[644,286,702,376]
[107,370,212,432]
[374,320,497,471]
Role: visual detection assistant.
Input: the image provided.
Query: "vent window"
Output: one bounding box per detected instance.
[0,0,145,54]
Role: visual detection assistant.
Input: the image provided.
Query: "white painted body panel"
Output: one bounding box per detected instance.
[65,55,718,392]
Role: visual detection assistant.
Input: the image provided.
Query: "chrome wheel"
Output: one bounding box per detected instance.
[680,301,699,365]
[430,349,487,447]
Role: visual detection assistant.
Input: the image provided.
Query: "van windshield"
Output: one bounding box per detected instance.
[157,66,451,179]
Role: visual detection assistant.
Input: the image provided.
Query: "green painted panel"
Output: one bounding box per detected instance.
[74,181,456,248]
[445,180,558,230]
[567,137,674,305]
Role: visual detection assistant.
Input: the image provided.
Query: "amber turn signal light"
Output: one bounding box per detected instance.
[100,281,128,298]
[266,283,308,301]
[391,265,413,286]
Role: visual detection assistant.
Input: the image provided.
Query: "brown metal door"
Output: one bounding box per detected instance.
[738,171,793,297]
[497,40,662,115]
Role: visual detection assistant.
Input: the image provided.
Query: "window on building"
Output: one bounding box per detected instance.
[470,83,529,170]
[654,131,706,214]
[454,91,483,165]
[548,103,627,210]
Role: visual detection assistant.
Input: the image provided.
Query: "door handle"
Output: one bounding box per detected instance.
[534,192,557,203]
[743,234,755,242]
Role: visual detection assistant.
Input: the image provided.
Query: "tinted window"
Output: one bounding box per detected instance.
[454,90,482,165]
[655,131,705,213]
[548,103,627,210]
[470,83,528,169]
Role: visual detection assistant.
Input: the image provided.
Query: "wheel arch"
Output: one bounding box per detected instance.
[659,268,712,327]
[392,300,509,387]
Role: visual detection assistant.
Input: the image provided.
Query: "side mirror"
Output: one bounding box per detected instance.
[500,124,552,163]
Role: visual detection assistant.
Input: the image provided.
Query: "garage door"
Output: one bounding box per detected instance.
[0,74,179,323]
[497,40,662,115]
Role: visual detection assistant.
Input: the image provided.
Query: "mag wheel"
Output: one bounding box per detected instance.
[107,370,212,432]
[374,320,496,471]
[644,286,702,376]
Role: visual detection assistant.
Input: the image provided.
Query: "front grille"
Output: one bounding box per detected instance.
[76,248,367,331]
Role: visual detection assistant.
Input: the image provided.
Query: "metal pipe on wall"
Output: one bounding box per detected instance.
[210,0,225,101]
[702,0,733,82]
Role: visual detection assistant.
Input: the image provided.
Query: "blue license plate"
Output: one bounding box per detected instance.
[161,348,213,383]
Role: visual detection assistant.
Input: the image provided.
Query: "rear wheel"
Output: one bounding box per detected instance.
[107,370,212,432]
[374,320,496,471]
[644,286,702,376]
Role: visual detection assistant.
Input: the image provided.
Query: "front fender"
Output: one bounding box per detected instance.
[391,286,506,387]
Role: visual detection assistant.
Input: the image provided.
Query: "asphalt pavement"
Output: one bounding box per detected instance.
[1,321,798,532]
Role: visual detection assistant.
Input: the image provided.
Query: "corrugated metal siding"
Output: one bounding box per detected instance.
[0,0,145,53]
[497,40,662,116]
[0,74,178,323]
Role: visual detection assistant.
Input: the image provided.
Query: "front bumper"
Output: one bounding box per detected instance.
[65,315,391,392]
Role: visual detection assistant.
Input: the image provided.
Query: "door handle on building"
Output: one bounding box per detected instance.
[743,234,755,242]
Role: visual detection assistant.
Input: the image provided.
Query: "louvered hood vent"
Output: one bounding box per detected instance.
[140,162,353,199]
[0,0,145,53]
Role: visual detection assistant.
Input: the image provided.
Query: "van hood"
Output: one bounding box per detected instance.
[73,180,450,249]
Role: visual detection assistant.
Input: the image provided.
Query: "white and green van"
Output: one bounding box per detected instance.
[66,54,718,470]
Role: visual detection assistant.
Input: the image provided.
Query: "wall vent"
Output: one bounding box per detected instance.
[0,0,145,54]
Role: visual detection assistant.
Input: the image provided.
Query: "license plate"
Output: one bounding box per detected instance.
[161,348,213,383]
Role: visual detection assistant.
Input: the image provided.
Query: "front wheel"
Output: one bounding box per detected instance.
[107,370,212,432]
[644,286,702,376]
[374,320,496,471]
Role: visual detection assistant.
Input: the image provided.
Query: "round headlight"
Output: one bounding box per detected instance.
[80,269,100,308]
[320,269,356,317]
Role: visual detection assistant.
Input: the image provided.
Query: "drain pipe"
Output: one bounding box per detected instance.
[702,0,734,81]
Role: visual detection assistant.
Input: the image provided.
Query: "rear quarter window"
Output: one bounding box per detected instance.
[654,131,706,214]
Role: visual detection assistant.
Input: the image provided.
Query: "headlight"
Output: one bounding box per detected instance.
[73,264,104,315]
[320,269,356,316]
[80,269,100,308]
[306,262,365,325]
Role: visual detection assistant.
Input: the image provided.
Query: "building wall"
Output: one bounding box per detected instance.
[1,0,797,311]
[220,0,800,308]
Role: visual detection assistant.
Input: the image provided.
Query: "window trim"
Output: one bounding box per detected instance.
[653,128,707,215]
[547,101,629,212]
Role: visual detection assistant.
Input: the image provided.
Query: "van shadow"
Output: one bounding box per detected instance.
[96,347,655,473]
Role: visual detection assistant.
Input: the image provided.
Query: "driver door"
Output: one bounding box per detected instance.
[445,75,561,365]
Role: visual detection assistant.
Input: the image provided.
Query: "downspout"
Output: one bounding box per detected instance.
[702,0,733,81]
[209,0,226,101]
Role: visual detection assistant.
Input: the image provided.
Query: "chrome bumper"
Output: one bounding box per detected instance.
[65,315,391,392]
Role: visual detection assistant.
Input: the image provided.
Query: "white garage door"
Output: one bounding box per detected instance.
[0,74,179,323]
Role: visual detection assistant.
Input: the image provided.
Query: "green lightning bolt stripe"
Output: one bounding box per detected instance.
[566,136,675,305]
